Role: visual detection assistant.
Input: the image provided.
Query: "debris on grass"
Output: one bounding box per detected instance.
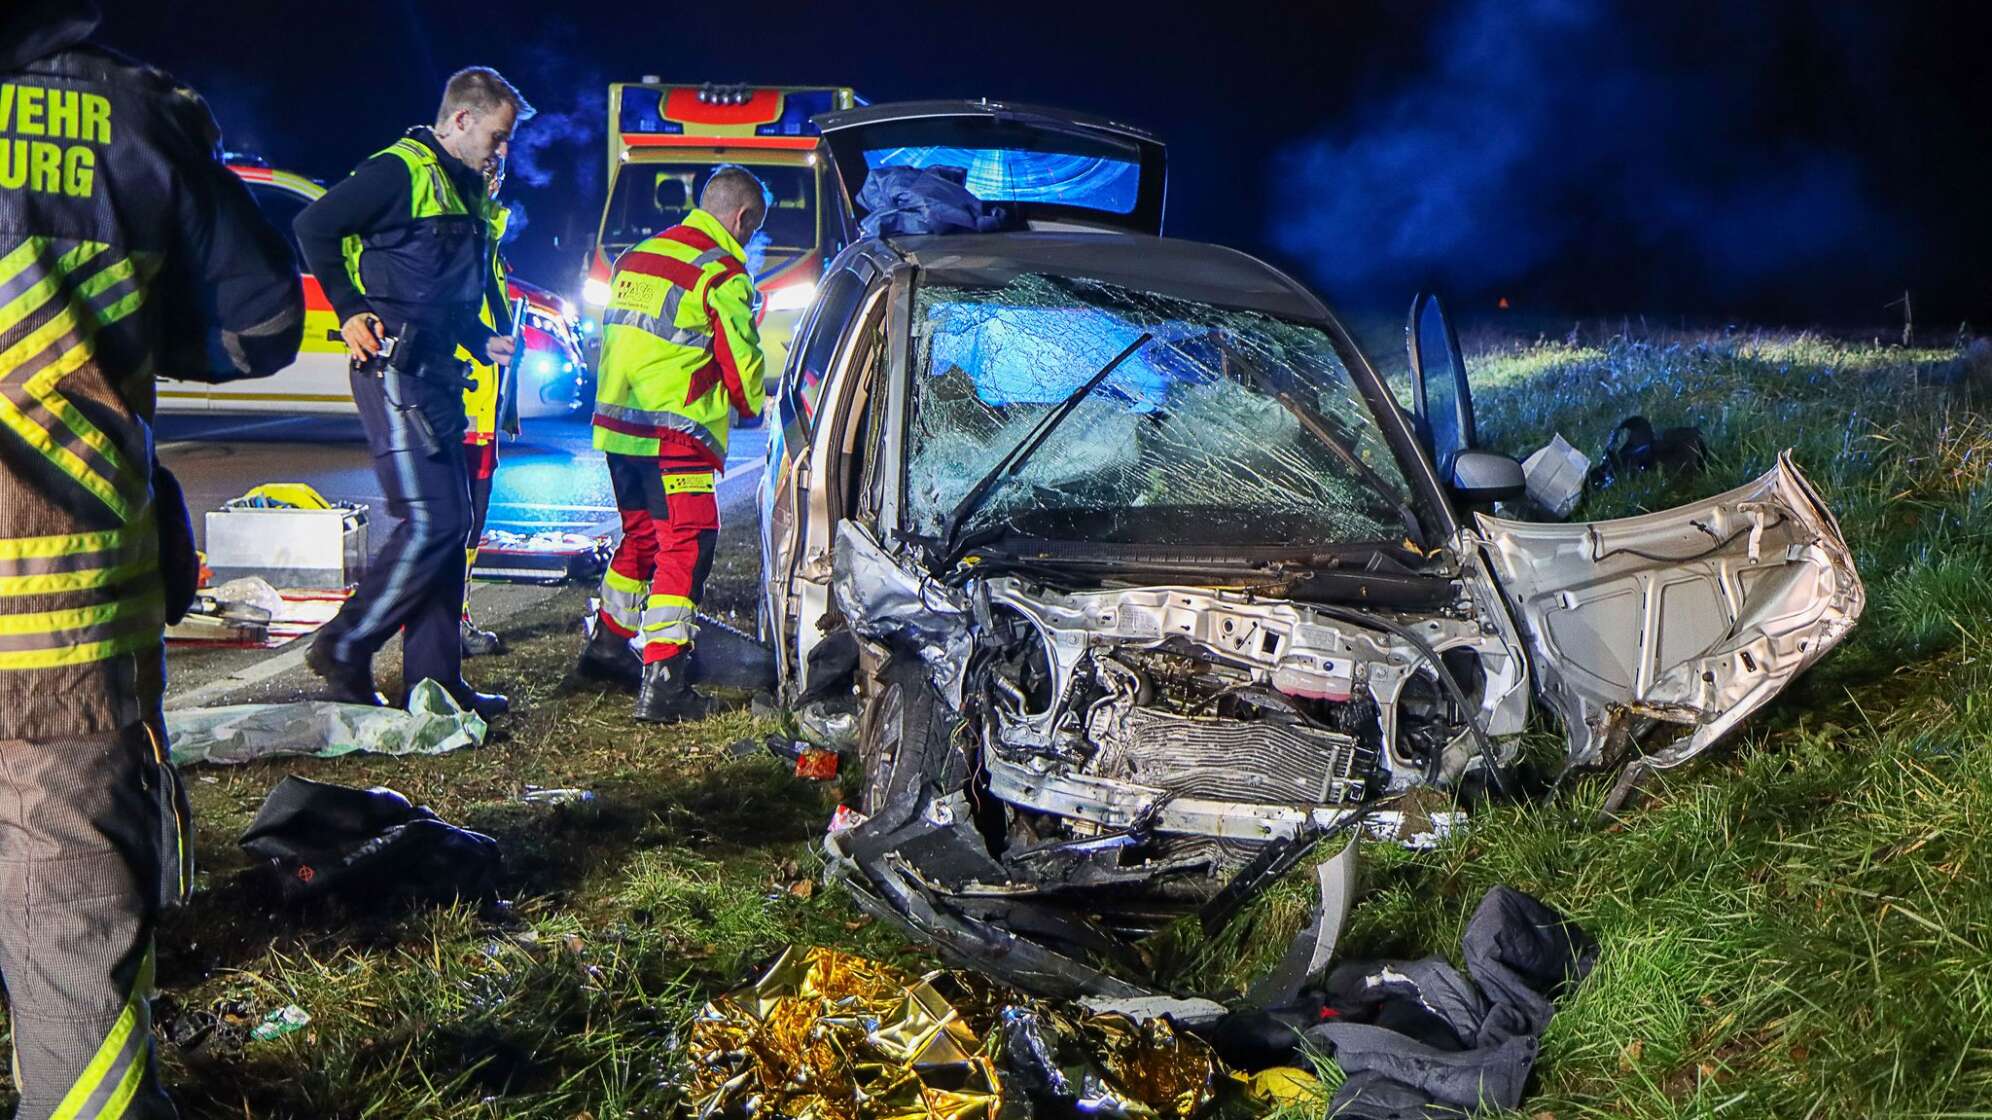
[166,677,486,765]
[249,1004,312,1043]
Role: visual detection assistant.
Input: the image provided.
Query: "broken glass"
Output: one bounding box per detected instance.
[905,273,1417,548]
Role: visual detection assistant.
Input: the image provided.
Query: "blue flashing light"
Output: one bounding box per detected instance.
[618,87,684,136]
[754,90,840,137]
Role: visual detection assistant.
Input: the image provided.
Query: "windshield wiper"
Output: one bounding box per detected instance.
[937,331,1155,564]
[1267,389,1427,548]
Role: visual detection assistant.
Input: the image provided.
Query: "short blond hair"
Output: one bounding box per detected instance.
[701,165,769,218]
[436,67,534,128]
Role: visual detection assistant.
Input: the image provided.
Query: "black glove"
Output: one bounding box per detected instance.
[154,459,199,625]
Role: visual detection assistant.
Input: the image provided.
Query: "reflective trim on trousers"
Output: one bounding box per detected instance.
[640,594,697,650]
[332,398,429,663]
[46,945,154,1120]
[600,568,646,632]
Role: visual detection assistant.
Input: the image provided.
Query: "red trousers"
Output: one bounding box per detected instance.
[598,453,718,663]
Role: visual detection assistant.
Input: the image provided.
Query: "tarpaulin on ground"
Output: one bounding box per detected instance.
[165,678,486,766]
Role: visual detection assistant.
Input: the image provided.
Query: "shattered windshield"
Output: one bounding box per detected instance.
[905,274,1416,548]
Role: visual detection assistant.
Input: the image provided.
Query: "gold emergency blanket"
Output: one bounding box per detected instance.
[685,946,1220,1119]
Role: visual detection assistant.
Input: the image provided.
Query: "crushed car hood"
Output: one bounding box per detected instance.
[1472,451,1864,770]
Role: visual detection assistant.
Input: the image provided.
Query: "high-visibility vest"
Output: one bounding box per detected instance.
[460,198,510,443]
[337,134,481,316]
[592,208,765,468]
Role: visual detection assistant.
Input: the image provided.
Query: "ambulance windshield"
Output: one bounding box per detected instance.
[601,163,816,263]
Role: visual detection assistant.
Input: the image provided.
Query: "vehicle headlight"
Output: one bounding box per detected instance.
[763,281,817,313]
[582,277,612,307]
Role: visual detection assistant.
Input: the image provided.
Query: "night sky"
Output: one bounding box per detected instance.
[101,0,1989,328]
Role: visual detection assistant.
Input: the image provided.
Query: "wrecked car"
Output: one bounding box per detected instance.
[756,101,1865,996]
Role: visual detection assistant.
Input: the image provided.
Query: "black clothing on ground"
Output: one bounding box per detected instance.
[1303,887,1597,1119]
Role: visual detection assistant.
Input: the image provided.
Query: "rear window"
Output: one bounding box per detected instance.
[856,120,1142,214]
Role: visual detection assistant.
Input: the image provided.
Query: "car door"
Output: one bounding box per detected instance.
[759,261,884,688]
[813,100,1167,235]
[1405,292,1476,479]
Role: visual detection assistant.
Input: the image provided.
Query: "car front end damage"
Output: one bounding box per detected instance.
[818,446,1863,997]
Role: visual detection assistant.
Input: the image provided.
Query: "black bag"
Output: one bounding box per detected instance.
[1588,415,1707,489]
[239,776,500,904]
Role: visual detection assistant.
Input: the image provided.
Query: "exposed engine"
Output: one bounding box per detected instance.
[968,577,1526,861]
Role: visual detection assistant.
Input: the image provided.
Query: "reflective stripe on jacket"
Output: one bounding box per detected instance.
[336,133,484,330]
[0,41,302,738]
[591,208,764,468]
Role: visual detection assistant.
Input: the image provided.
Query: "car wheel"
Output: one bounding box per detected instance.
[856,658,965,817]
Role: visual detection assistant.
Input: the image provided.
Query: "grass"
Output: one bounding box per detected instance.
[8,327,1992,1117]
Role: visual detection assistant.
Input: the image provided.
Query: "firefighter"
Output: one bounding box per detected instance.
[459,160,515,657]
[0,2,305,1114]
[574,166,767,721]
[293,68,531,719]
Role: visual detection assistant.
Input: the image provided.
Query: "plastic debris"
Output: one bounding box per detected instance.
[765,736,840,779]
[165,678,486,766]
[794,697,860,750]
[826,804,868,834]
[520,788,596,807]
[249,1005,311,1042]
[1521,433,1589,518]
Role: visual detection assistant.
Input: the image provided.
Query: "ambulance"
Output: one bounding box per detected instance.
[157,156,588,417]
[584,82,864,377]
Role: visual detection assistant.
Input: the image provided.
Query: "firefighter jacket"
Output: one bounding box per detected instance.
[293,127,496,355]
[592,208,763,469]
[460,196,513,444]
[0,16,304,740]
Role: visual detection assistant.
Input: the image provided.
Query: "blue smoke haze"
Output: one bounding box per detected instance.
[1275,0,1906,315]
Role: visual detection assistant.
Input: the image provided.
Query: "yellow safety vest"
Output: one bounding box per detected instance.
[591,208,764,468]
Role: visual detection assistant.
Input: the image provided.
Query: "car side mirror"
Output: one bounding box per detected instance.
[1450,450,1525,503]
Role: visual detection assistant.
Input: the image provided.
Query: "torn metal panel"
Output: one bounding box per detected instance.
[1472,451,1864,769]
[830,519,974,706]
[1244,838,1360,1008]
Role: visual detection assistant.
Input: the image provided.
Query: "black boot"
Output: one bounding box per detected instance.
[446,683,511,720]
[461,615,505,657]
[633,658,720,724]
[305,638,385,706]
[574,621,641,690]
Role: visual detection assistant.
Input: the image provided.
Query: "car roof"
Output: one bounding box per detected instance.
[876,232,1333,323]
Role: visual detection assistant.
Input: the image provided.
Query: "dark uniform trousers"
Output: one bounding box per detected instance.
[0,723,180,1119]
[315,360,473,694]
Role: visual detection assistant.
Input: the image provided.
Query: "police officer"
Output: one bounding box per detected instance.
[0,2,305,1114]
[294,68,530,718]
[573,167,767,721]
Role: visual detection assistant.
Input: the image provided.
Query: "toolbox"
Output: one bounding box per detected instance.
[204,500,369,589]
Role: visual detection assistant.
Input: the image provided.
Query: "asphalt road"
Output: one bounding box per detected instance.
[157,409,769,707]
[156,410,769,552]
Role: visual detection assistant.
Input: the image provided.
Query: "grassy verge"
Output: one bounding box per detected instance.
[8,330,1990,1118]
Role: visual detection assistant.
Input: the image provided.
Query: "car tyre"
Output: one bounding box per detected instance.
[856,658,965,817]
